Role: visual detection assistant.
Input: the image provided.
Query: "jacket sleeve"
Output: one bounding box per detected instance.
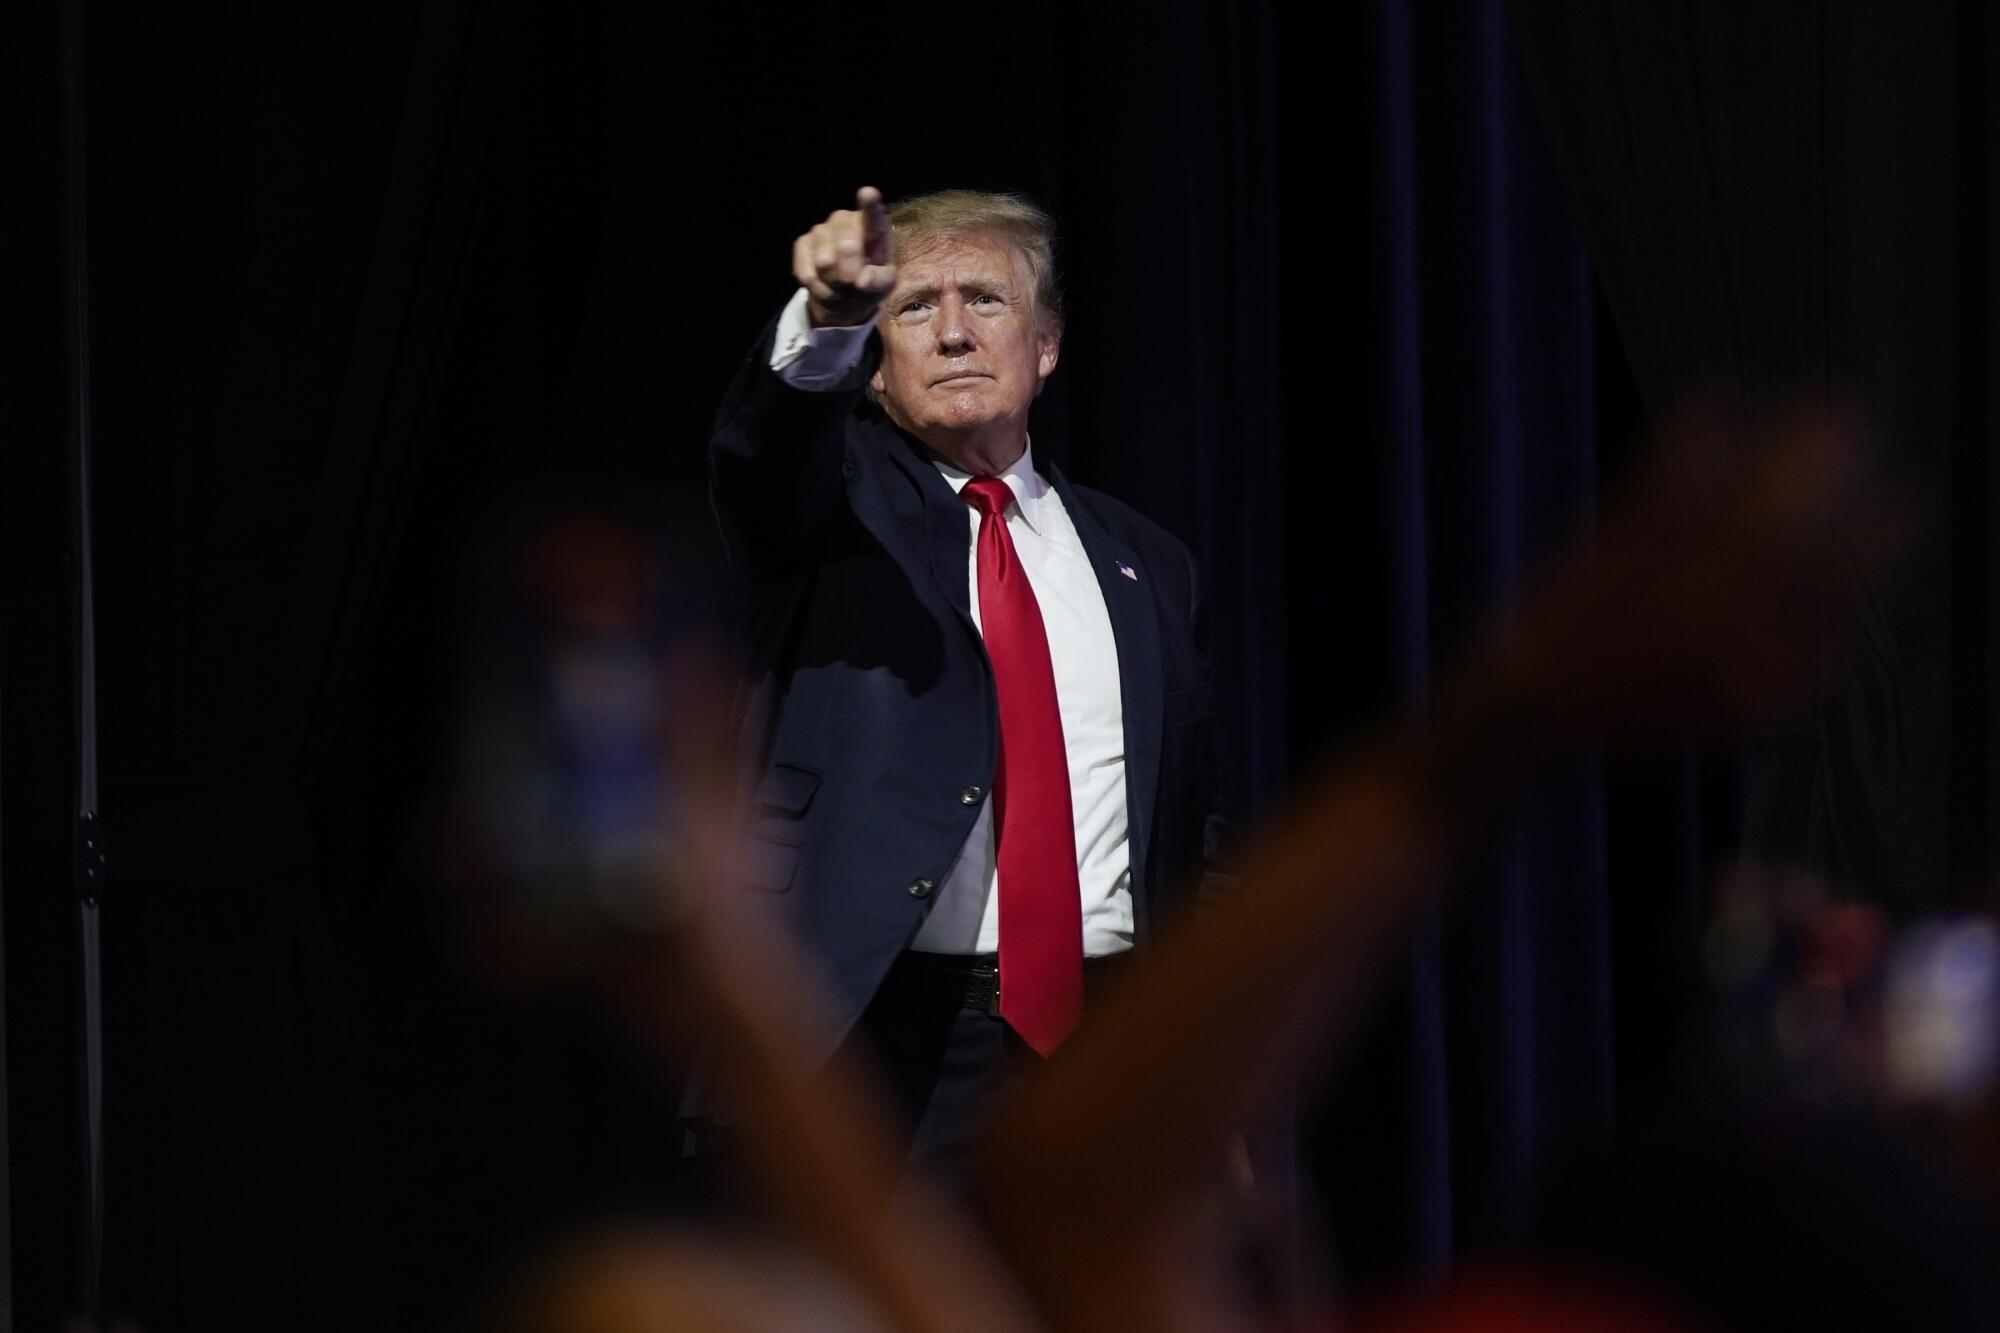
[707,311,879,580]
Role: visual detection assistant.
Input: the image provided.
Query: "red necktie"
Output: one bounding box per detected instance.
[962,477,1084,1056]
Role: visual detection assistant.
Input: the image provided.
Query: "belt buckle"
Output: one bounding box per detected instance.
[973,959,1001,1018]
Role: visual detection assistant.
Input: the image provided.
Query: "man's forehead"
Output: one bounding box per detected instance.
[892,232,1024,289]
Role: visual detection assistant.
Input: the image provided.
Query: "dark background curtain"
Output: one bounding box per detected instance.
[3,0,1984,1328]
[1511,0,1997,913]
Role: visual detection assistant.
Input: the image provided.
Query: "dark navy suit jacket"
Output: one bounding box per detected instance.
[709,318,1232,1064]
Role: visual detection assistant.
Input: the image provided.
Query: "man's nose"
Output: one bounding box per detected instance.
[935,296,974,351]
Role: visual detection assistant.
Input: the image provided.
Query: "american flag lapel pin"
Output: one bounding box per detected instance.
[1116,560,1138,581]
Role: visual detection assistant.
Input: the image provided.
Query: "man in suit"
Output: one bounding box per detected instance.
[706,185,1231,1168]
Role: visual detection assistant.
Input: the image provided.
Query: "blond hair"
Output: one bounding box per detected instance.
[888,190,1065,332]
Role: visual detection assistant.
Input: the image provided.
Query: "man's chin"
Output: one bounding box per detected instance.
[934,386,1000,414]
[883,396,1024,450]
[923,403,1010,434]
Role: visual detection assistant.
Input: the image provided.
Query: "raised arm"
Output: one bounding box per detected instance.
[708,186,900,579]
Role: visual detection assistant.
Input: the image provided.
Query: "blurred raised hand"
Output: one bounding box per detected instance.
[1483,392,1904,748]
[970,391,1910,1333]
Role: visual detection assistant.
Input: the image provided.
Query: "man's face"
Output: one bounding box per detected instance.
[870,232,1060,459]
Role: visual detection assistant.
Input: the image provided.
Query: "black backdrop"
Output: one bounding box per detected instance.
[3,1,1989,1329]
[1512,0,1997,911]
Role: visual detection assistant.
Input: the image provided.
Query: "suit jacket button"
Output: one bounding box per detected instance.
[908,878,934,899]
[959,785,984,805]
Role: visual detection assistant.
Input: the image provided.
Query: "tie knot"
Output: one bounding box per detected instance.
[962,476,1014,518]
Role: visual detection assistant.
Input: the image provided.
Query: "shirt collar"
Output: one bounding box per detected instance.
[932,437,1050,536]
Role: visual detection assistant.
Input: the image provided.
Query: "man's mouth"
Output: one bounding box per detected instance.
[932,372,991,386]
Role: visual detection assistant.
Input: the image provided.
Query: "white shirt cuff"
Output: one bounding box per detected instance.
[769,287,877,390]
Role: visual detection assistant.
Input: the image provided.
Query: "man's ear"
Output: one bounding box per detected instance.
[1037,323,1062,381]
[870,368,886,396]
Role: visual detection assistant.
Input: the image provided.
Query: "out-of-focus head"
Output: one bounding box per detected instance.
[870,191,1063,469]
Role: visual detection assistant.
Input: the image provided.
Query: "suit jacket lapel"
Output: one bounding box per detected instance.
[1046,461,1164,917]
[869,426,977,631]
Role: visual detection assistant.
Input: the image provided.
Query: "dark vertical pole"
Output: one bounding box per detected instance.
[1950,0,1990,901]
[60,0,105,1321]
[0,624,11,1333]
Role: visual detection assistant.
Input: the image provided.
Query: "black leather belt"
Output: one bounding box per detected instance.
[881,949,1136,1017]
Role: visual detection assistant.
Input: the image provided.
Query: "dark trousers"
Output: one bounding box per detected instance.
[685,952,1131,1180]
[833,950,1135,1176]
[835,987,1037,1174]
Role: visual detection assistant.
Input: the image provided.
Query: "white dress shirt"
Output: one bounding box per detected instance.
[769,289,1135,956]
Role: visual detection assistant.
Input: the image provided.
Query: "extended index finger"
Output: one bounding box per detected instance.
[856,185,894,264]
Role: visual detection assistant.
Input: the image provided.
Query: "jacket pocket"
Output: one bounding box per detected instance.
[742,833,803,893]
[1163,680,1212,726]
[752,762,821,818]
[743,763,820,892]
